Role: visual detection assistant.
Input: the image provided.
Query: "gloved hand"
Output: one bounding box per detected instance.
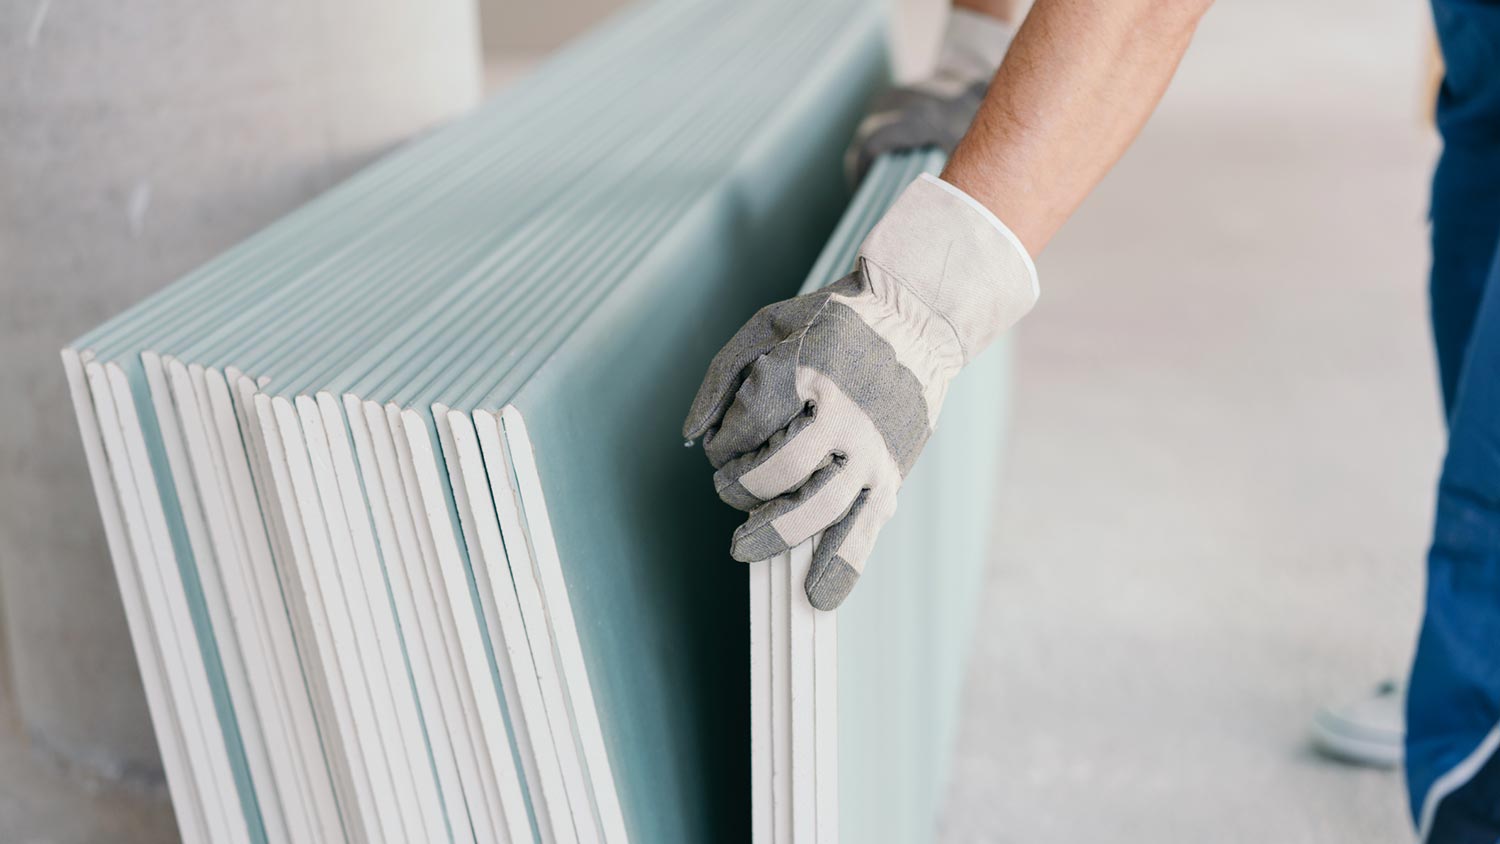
[845,8,1017,184]
[683,174,1038,610]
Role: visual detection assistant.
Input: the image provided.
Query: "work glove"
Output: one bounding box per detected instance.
[683,174,1038,610]
[845,8,1017,184]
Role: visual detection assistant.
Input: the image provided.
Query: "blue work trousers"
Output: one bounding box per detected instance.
[1407,1,1500,839]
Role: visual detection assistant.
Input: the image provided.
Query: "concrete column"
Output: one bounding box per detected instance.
[0,0,481,782]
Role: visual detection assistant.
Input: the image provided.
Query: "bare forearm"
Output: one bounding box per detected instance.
[943,0,1212,253]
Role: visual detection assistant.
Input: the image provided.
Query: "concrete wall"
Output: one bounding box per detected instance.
[0,0,481,782]
[480,0,632,54]
[477,0,939,74]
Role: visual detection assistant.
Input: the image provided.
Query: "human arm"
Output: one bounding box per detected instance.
[685,0,1215,610]
[945,0,1212,252]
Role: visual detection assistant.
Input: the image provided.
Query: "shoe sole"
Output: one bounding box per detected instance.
[1310,716,1403,769]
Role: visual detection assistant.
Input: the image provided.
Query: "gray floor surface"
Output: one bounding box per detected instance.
[938,1,1441,842]
[0,639,178,843]
[0,1,1441,841]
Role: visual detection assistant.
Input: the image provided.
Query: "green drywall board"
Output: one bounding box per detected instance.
[500,8,889,841]
[786,147,1013,842]
[835,340,1012,844]
[67,0,899,838]
[117,356,268,842]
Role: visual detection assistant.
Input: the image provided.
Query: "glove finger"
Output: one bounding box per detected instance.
[713,406,840,510]
[844,111,902,186]
[842,83,989,186]
[702,340,806,469]
[729,462,861,563]
[683,311,784,444]
[804,485,897,611]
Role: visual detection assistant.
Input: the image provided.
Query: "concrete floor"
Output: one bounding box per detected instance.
[0,632,178,843]
[939,1,1441,842]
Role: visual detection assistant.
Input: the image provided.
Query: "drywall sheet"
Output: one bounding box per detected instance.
[480,17,890,840]
[61,0,891,840]
[752,150,1015,843]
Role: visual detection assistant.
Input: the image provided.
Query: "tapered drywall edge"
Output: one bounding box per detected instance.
[304,393,449,842]
[789,543,816,842]
[255,391,391,843]
[62,348,204,844]
[340,392,476,843]
[497,405,629,843]
[192,364,319,842]
[93,359,245,844]
[207,369,345,843]
[471,407,600,843]
[772,543,791,842]
[750,557,772,843]
[141,353,269,844]
[400,406,534,844]
[236,374,365,844]
[435,403,568,844]
[813,538,839,844]
[155,355,288,840]
[378,400,509,835]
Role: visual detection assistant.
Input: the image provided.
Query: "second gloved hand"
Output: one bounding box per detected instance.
[845,8,1017,184]
[683,174,1039,610]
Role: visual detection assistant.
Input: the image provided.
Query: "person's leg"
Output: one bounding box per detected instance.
[1428,0,1500,415]
[1405,3,1500,840]
[1409,242,1500,840]
[1408,243,1500,839]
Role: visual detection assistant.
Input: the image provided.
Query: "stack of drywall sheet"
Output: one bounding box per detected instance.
[751,149,1015,844]
[61,0,887,840]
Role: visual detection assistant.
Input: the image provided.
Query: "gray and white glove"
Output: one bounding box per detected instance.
[845,8,1017,184]
[683,174,1038,610]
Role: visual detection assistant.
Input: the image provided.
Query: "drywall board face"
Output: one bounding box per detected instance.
[833,340,1013,844]
[74,0,818,377]
[355,1,857,413]
[924,347,1011,780]
[751,148,957,844]
[488,19,887,839]
[61,5,894,842]
[158,1,803,400]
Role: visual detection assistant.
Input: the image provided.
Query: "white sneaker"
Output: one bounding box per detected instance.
[1310,680,1405,768]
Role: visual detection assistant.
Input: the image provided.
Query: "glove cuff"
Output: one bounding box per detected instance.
[857,173,1038,363]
